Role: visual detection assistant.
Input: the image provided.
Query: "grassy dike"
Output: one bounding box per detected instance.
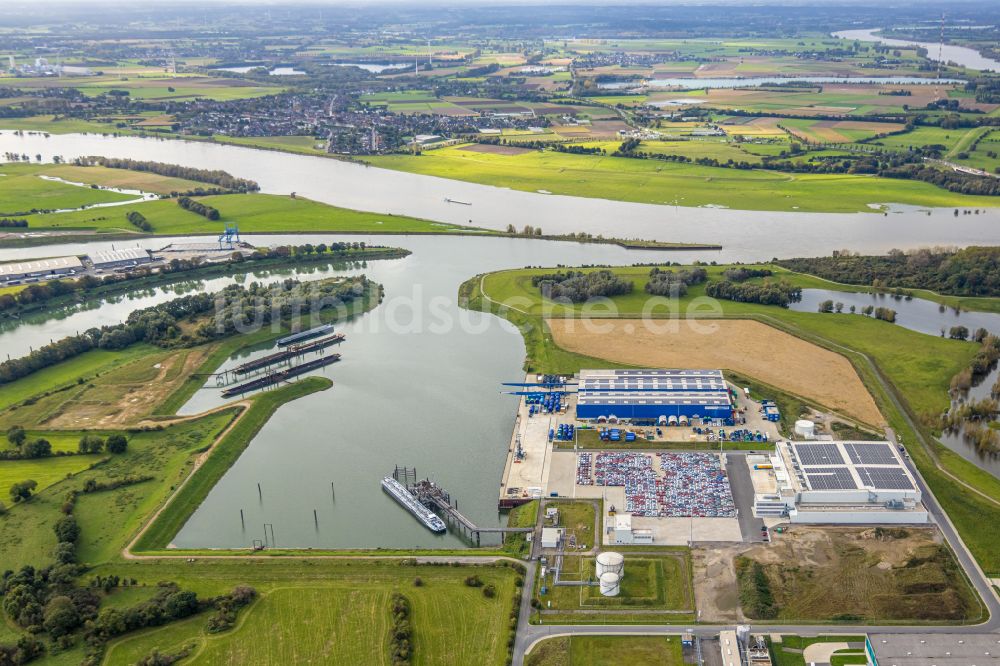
[460,265,1000,576]
[130,377,329,552]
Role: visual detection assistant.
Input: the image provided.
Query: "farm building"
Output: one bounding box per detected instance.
[575,369,734,422]
[750,441,927,524]
[88,247,152,269]
[0,255,83,282]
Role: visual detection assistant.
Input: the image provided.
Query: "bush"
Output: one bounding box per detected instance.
[482,584,497,598]
[464,575,483,587]
[105,434,128,454]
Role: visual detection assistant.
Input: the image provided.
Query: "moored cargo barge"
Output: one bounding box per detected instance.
[277,323,335,347]
[221,354,341,397]
[381,476,446,533]
[234,334,345,375]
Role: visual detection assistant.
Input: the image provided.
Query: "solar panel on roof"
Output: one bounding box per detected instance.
[856,467,914,490]
[805,467,857,490]
[844,443,898,466]
[794,444,845,466]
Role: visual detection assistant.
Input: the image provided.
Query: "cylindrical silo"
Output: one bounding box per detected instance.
[599,572,620,597]
[794,419,815,439]
[595,551,625,578]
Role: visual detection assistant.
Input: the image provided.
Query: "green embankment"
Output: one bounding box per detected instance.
[20,191,477,235]
[131,377,328,552]
[368,144,1000,213]
[0,162,136,214]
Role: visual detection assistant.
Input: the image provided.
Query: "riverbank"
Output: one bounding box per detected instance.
[0,244,408,319]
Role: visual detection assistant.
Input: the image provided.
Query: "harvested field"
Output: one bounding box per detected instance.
[735,526,982,623]
[458,143,534,156]
[546,318,884,425]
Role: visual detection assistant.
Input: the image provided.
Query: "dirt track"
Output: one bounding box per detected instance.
[547,318,884,426]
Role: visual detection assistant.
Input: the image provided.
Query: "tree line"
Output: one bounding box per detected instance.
[0,218,28,228]
[177,196,221,220]
[0,276,370,385]
[776,247,1000,297]
[72,157,259,193]
[126,210,151,232]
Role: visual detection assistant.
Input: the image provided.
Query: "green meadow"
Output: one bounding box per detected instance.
[368,145,998,213]
[22,192,480,235]
[0,162,136,214]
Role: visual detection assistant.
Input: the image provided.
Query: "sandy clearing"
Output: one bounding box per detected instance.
[547,318,885,426]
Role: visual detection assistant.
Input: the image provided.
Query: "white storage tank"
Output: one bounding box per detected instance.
[595,551,625,578]
[657,415,667,426]
[794,419,816,439]
[679,415,690,426]
[599,572,620,597]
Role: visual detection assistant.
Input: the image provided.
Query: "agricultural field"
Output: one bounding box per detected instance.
[779,118,906,144]
[548,318,883,425]
[21,191,477,236]
[101,562,518,666]
[0,453,101,496]
[368,144,1000,213]
[526,635,685,666]
[8,75,282,102]
[0,162,137,215]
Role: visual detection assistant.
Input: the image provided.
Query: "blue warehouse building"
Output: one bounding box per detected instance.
[575,369,734,422]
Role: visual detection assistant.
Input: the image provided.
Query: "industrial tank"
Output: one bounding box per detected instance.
[794,419,816,439]
[599,572,621,597]
[595,551,625,578]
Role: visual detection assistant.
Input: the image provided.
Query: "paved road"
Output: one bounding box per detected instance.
[724,451,766,542]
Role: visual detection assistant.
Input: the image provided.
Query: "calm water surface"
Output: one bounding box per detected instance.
[833,28,1000,72]
[2,131,999,255]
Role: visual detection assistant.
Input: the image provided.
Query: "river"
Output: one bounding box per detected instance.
[833,27,1000,73]
[2,131,1000,256]
[2,132,999,547]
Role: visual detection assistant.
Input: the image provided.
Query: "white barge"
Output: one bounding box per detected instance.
[381,476,446,533]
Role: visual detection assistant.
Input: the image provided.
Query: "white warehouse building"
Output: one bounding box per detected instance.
[749,441,927,524]
[88,247,152,269]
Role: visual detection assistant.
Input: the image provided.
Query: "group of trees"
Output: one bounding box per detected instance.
[126,210,152,232]
[0,276,369,385]
[644,266,707,297]
[533,269,633,303]
[777,247,1000,297]
[0,218,28,228]
[722,267,772,282]
[3,426,56,461]
[72,157,259,193]
[176,196,220,220]
[705,279,802,307]
[78,434,128,455]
